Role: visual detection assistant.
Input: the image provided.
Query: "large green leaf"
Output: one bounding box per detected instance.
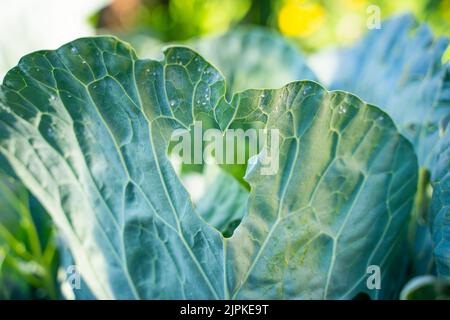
[0,37,417,299]
[330,14,450,168]
[430,127,450,277]
[329,14,450,279]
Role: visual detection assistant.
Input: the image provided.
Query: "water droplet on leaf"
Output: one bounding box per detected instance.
[46,127,54,138]
[338,105,347,114]
[303,86,312,95]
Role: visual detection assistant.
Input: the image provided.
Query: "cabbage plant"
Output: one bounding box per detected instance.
[0,14,448,300]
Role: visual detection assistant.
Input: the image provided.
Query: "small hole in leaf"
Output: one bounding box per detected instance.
[222,219,242,238]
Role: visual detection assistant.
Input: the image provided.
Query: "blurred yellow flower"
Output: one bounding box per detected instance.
[278,0,325,37]
[442,0,450,22]
[344,0,367,10]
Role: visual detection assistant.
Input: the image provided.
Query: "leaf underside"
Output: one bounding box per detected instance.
[330,14,450,168]
[0,36,418,299]
[430,128,450,277]
[329,14,450,279]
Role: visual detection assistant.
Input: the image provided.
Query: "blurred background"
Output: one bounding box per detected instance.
[1,0,449,80]
[0,0,449,299]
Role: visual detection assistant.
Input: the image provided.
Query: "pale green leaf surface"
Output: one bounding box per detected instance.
[0,37,417,299]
